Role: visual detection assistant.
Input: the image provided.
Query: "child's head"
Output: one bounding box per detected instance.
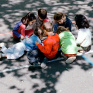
[54,12,67,24]
[34,27,44,39]
[57,26,69,34]
[43,22,53,32]
[21,12,36,25]
[75,14,89,29]
[38,9,47,20]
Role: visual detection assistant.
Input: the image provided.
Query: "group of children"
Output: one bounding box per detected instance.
[0,9,92,65]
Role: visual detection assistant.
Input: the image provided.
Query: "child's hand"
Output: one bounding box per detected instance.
[21,35,25,40]
[35,40,39,46]
[25,36,29,40]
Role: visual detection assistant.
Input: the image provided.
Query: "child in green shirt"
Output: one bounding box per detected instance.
[57,26,77,63]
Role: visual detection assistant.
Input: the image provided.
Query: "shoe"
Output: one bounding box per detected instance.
[41,62,47,69]
[66,56,76,64]
[0,43,5,48]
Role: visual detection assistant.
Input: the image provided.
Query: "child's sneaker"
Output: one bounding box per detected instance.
[41,62,47,69]
[66,56,76,64]
[0,43,5,48]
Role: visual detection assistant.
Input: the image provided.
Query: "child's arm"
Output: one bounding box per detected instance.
[53,23,58,33]
[66,17,72,31]
[76,31,86,46]
[13,30,21,38]
[35,41,52,54]
[13,24,25,39]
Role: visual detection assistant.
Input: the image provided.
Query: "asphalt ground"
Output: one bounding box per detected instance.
[0,0,93,93]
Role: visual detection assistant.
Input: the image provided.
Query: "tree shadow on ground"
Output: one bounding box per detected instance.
[28,57,93,93]
[0,0,93,93]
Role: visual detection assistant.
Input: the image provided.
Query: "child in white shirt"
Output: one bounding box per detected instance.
[75,14,91,52]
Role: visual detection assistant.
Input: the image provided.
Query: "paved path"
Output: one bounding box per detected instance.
[0,0,93,93]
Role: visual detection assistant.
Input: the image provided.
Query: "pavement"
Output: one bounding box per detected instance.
[0,0,93,93]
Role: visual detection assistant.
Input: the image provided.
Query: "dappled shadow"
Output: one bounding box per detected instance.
[0,37,27,79]
[74,56,93,70]
[28,58,92,93]
[0,0,93,93]
[0,55,92,92]
[28,61,73,93]
[0,0,93,32]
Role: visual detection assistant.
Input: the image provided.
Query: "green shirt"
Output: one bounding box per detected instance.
[59,31,77,54]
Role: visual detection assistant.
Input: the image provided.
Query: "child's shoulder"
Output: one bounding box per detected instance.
[20,24,26,28]
[59,31,72,36]
[43,18,50,23]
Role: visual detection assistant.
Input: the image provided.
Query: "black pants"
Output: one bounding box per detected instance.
[27,49,63,64]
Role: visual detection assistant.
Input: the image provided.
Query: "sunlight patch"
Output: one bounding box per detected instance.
[8,0,23,5]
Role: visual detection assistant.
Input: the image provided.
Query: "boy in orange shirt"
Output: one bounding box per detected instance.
[35,22,60,61]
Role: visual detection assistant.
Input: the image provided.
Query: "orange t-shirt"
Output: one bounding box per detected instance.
[37,33,60,59]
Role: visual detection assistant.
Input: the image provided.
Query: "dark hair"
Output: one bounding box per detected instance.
[75,14,89,29]
[57,26,69,34]
[21,12,36,25]
[38,9,47,19]
[34,27,44,38]
[54,12,67,21]
[43,22,53,32]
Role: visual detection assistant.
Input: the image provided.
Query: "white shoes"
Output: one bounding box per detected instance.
[41,62,47,69]
[0,43,5,48]
[66,56,76,64]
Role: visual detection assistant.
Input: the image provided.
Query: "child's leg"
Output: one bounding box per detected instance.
[60,51,67,59]
[38,49,45,63]
[27,49,39,65]
[1,45,14,54]
[1,42,25,59]
[25,29,34,38]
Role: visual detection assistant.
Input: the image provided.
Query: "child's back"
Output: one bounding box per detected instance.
[59,31,77,54]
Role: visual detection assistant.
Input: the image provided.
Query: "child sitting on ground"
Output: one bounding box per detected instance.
[35,22,60,62]
[0,28,44,64]
[57,26,77,63]
[32,8,50,31]
[75,14,91,54]
[53,12,72,33]
[13,12,36,41]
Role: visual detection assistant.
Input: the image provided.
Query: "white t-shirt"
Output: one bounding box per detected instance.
[76,28,91,47]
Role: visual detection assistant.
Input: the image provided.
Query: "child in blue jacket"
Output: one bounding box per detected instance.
[0,28,44,63]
